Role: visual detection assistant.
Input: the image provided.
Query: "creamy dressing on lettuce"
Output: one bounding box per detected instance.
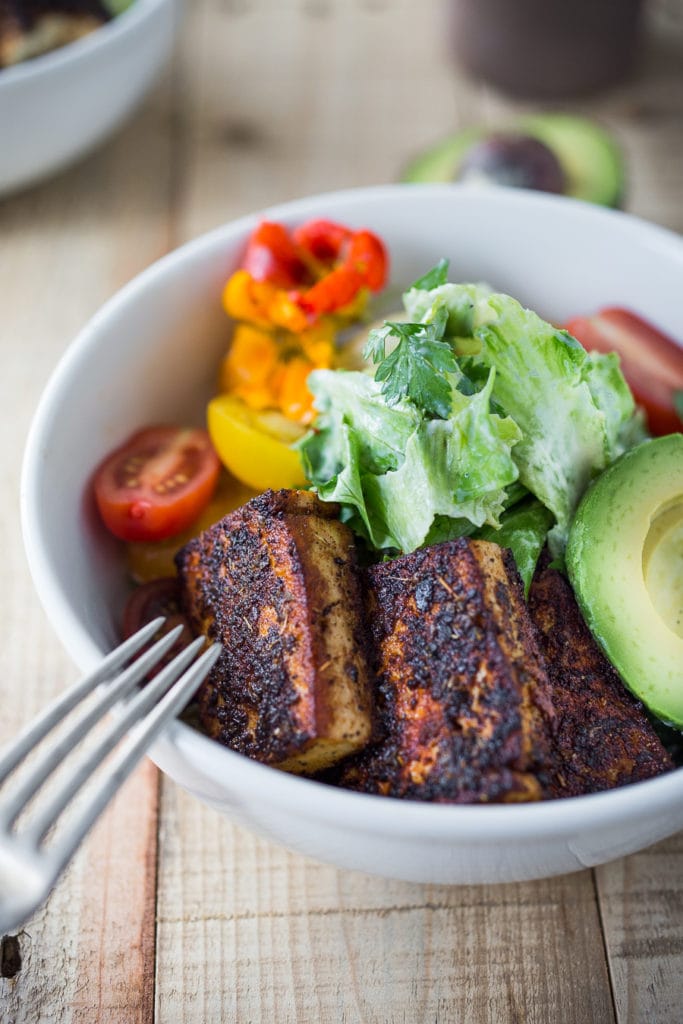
[299,262,642,590]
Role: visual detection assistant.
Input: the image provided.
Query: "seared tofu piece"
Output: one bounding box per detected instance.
[176,489,374,774]
[338,539,555,803]
[528,557,673,797]
[0,0,109,67]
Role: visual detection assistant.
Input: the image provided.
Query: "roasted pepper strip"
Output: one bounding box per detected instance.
[292,219,352,262]
[242,221,311,287]
[223,269,310,333]
[226,219,389,328]
[219,218,389,425]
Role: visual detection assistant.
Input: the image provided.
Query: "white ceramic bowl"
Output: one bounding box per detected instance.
[21,184,683,884]
[0,0,178,197]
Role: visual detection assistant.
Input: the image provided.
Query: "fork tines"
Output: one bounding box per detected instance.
[0,621,220,878]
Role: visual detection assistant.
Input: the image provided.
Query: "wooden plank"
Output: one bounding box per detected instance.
[155,786,615,1024]
[0,763,159,1024]
[595,834,683,1024]
[172,0,461,238]
[0,70,176,1023]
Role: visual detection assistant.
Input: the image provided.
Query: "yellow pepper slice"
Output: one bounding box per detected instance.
[275,357,317,424]
[220,324,278,391]
[222,269,272,328]
[207,393,308,491]
[222,270,310,334]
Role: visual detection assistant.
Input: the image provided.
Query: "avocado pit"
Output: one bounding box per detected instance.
[643,499,683,639]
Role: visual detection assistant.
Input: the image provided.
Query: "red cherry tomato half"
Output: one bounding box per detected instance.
[122,577,195,678]
[566,308,683,436]
[94,426,221,542]
[122,576,191,640]
[242,221,310,288]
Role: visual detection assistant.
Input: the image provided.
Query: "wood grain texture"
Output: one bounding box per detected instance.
[596,833,683,1024]
[0,72,174,1024]
[155,786,615,1024]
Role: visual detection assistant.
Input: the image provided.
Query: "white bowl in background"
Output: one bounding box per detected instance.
[21,184,683,884]
[0,0,178,197]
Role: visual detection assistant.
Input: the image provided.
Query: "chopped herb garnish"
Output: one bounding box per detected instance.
[365,310,458,419]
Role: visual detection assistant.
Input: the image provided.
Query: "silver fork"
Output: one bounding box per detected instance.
[0,619,221,934]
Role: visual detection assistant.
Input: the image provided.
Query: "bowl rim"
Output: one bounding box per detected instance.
[0,0,173,87]
[20,182,683,838]
[152,714,683,839]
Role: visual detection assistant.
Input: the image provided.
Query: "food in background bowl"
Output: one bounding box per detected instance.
[0,0,133,68]
[21,185,683,884]
[0,0,175,196]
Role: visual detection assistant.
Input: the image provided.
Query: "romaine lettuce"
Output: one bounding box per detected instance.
[301,365,521,553]
[300,265,640,571]
[405,281,636,550]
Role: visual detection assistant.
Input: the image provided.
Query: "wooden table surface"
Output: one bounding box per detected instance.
[1,1,682,1021]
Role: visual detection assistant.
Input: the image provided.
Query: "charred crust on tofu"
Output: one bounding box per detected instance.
[175,489,374,773]
[528,553,673,797]
[336,538,556,803]
[175,488,672,803]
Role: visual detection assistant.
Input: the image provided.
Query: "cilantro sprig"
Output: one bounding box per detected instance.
[363,303,458,419]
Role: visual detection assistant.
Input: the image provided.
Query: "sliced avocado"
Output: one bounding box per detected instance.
[402,114,624,208]
[402,127,487,186]
[566,434,683,726]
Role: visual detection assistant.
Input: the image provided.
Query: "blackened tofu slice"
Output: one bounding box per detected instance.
[528,557,673,797]
[175,489,374,774]
[338,538,555,803]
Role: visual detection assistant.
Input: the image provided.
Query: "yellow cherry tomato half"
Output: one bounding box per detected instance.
[207,394,308,491]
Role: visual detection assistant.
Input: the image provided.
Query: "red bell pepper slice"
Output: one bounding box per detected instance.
[296,265,365,317]
[294,220,388,292]
[242,221,310,289]
[292,219,352,263]
[238,218,389,323]
[346,229,388,291]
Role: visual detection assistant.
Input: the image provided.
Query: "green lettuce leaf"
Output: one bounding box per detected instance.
[406,282,638,550]
[474,498,554,596]
[300,366,521,553]
[301,266,639,565]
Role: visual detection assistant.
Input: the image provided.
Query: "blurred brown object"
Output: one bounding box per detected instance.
[449,0,645,98]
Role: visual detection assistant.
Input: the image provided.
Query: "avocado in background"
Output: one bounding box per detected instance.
[566,434,683,727]
[402,114,624,208]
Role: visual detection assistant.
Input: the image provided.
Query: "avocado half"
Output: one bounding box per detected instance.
[566,434,683,727]
[402,114,624,208]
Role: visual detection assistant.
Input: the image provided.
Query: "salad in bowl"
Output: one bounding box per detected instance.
[21,184,683,883]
